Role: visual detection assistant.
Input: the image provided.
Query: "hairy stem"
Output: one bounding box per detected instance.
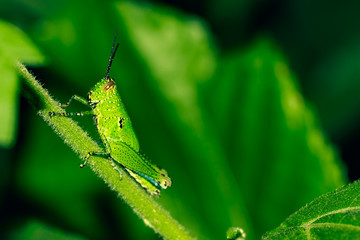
[17,62,194,240]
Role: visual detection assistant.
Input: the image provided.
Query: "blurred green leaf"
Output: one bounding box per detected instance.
[0,19,45,64]
[206,39,347,238]
[7,220,86,240]
[263,179,360,239]
[116,2,253,239]
[0,56,17,147]
[0,19,44,147]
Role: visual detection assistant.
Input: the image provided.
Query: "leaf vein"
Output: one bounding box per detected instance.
[307,222,360,231]
[302,206,360,227]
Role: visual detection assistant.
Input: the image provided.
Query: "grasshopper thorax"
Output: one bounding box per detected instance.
[88,77,117,102]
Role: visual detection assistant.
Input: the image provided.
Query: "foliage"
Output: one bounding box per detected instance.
[263,180,360,239]
[0,0,357,239]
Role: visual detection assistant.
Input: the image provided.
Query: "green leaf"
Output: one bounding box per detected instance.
[0,19,45,64]
[116,2,254,239]
[0,56,18,147]
[263,179,360,239]
[206,39,347,238]
[0,19,44,147]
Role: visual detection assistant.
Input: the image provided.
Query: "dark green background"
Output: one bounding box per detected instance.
[0,0,359,239]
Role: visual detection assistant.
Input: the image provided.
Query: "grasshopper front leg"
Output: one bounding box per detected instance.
[49,94,93,117]
[61,94,89,108]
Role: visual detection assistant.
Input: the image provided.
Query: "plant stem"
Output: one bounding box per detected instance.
[17,62,194,240]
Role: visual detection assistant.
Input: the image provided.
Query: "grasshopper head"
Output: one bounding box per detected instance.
[89,77,117,102]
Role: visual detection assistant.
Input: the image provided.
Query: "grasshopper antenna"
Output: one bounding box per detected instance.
[105,31,120,80]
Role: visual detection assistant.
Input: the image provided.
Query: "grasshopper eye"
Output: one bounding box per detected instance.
[103,80,115,91]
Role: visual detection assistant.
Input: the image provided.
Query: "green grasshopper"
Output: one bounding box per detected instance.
[49,34,171,196]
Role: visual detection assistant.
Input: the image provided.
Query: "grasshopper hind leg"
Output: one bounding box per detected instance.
[80,151,123,179]
[80,151,110,168]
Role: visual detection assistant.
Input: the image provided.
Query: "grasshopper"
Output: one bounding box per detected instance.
[49,34,171,196]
